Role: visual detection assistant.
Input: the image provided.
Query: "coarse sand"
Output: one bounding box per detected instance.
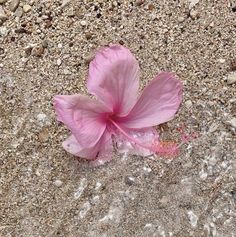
[1,0,236,236]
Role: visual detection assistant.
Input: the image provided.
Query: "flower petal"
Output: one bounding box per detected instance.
[54,94,110,148]
[115,127,159,157]
[62,131,113,166]
[87,44,139,115]
[118,72,183,128]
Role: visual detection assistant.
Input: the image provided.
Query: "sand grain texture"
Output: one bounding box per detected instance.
[1,0,236,236]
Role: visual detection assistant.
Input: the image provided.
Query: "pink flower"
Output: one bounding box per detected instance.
[54,45,182,165]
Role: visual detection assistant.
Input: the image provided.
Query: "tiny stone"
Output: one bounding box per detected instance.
[177,16,185,23]
[85,32,92,40]
[153,54,158,61]
[54,180,63,187]
[66,7,75,17]
[148,3,155,10]
[62,0,71,8]
[190,9,199,19]
[225,118,236,129]
[188,0,199,9]
[84,53,95,64]
[0,26,8,36]
[9,0,20,12]
[24,46,32,56]
[185,100,193,108]
[57,58,62,66]
[230,59,236,71]
[58,43,62,48]
[23,4,31,13]
[135,0,144,6]
[14,6,23,17]
[38,127,49,142]
[42,39,48,48]
[0,6,7,21]
[31,45,44,57]
[80,20,87,26]
[124,176,135,186]
[227,73,236,85]
[37,113,47,123]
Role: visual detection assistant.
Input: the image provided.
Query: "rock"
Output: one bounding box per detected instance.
[135,0,144,6]
[14,6,23,17]
[0,0,7,4]
[66,7,75,17]
[84,53,95,64]
[23,4,31,13]
[24,46,33,56]
[190,9,199,19]
[188,0,199,9]
[61,0,71,8]
[177,16,185,23]
[185,100,193,108]
[54,179,63,187]
[31,45,44,57]
[38,127,49,142]
[0,26,8,36]
[42,39,48,48]
[80,20,87,26]
[225,118,236,129]
[153,54,158,61]
[227,73,236,85]
[0,6,7,21]
[9,0,20,12]
[124,176,135,186]
[56,58,62,66]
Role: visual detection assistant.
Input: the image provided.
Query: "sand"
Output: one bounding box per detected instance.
[1,0,236,236]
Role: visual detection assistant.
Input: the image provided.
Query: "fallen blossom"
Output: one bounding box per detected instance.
[54,44,183,165]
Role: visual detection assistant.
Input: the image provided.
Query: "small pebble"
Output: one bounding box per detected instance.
[135,0,144,6]
[153,54,158,61]
[80,20,87,26]
[227,73,236,85]
[185,100,193,108]
[31,45,44,57]
[38,127,49,142]
[230,59,236,71]
[42,39,48,48]
[14,6,23,17]
[57,58,62,66]
[84,53,95,64]
[177,16,185,23]
[54,180,63,187]
[225,118,236,129]
[190,9,199,19]
[0,26,8,36]
[23,4,31,13]
[62,0,71,8]
[9,0,19,12]
[37,113,47,123]
[124,176,135,186]
[188,0,199,9]
[0,6,7,21]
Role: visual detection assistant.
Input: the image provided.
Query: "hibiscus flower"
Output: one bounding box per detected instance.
[54,44,182,166]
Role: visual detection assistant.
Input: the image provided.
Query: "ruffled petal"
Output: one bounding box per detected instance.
[62,131,113,166]
[87,44,139,115]
[54,94,110,148]
[115,127,159,157]
[118,72,183,128]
